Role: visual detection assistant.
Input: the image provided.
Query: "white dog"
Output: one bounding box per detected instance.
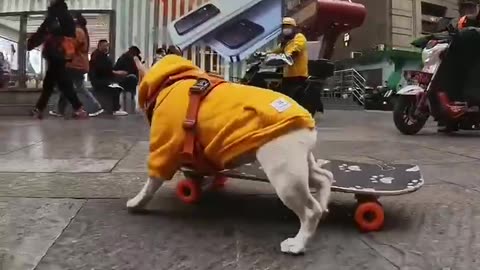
[127,55,334,255]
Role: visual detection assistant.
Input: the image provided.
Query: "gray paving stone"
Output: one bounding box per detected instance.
[0,173,147,198]
[1,111,479,270]
[0,158,118,173]
[419,162,480,190]
[4,136,136,160]
[113,141,149,173]
[0,198,84,270]
[35,198,397,270]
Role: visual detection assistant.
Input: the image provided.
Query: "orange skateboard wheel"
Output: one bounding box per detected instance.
[354,202,385,232]
[176,179,202,204]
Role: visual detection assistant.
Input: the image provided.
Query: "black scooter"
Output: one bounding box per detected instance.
[240,52,333,115]
[241,52,283,90]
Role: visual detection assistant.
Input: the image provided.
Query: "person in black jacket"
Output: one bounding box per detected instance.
[114,46,141,95]
[89,39,129,116]
[28,0,87,119]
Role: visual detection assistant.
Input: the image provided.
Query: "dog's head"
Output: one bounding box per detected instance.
[138,54,201,115]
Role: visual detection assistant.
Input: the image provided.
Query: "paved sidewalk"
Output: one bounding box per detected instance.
[1,111,480,270]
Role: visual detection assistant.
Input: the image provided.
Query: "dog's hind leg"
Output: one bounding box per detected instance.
[127,177,164,211]
[257,129,323,255]
[308,153,333,215]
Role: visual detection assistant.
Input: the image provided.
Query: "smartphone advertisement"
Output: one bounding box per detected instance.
[167,0,282,63]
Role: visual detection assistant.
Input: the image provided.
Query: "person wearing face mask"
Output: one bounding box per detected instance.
[270,17,309,110]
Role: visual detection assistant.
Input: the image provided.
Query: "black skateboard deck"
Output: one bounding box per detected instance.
[181,160,424,196]
[179,160,424,231]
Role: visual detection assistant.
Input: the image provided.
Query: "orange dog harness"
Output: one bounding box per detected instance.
[145,70,226,173]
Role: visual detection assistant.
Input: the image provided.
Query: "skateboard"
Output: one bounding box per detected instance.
[178,160,424,232]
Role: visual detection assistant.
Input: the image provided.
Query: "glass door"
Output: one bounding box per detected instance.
[0,15,21,89]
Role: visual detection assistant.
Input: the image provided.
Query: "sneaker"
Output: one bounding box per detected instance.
[49,110,63,117]
[108,83,124,91]
[113,110,128,116]
[73,108,89,119]
[89,108,104,117]
[31,108,43,119]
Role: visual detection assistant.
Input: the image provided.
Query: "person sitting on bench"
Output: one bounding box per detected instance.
[89,39,129,116]
[114,46,141,96]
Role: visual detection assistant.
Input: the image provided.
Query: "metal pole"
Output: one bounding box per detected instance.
[18,13,27,88]
[153,0,161,53]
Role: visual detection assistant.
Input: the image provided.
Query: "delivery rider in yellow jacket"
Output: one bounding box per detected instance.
[271,17,309,101]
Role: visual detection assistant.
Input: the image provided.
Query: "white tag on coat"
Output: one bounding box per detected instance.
[271,98,292,112]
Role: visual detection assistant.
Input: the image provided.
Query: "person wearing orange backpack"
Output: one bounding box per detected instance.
[28,0,87,119]
[49,12,104,118]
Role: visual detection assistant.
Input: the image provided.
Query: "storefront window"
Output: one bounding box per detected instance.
[26,14,47,89]
[83,13,111,53]
[0,11,113,90]
[0,16,20,90]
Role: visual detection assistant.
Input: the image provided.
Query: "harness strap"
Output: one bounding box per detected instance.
[181,76,226,173]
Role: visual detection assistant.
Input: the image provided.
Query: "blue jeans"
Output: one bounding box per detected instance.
[56,69,102,114]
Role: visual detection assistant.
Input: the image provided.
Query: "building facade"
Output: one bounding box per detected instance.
[334,0,459,60]
[326,0,460,90]
[0,0,277,91]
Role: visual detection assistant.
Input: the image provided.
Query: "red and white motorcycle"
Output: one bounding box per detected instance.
[393,33,480,135]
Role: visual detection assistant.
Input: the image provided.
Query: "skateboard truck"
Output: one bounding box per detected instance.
[176,174,228,204]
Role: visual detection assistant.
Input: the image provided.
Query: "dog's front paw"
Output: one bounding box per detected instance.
[280,238,306,255]
[126,196,149,212]
[316,159,331,167]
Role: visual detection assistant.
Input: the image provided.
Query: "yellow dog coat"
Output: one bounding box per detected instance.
[138,55,315,180]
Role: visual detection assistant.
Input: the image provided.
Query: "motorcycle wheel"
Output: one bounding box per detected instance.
[393,96,428,135]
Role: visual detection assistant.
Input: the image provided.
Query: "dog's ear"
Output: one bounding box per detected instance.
[316,159,330,167]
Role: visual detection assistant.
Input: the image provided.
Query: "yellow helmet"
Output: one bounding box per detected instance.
[282,17,297,27]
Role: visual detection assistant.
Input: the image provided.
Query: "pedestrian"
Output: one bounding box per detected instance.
[114,46,141,95]
[167,45,182,56]
[89,39,129,116]
[29,0,87,119]
[152,48,166,66]
[0,52,10,88]
[49,12,104,117]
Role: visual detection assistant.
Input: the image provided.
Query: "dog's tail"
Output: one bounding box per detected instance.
[308,153,334,184]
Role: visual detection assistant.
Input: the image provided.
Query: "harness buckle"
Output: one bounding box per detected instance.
[190,78,210,94]
[183,119,196,129]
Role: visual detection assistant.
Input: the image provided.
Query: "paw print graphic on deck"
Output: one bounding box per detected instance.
[338,163,362,173]
[407,179,421,188]
[370,175,394,184]
[406,165,420,172]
